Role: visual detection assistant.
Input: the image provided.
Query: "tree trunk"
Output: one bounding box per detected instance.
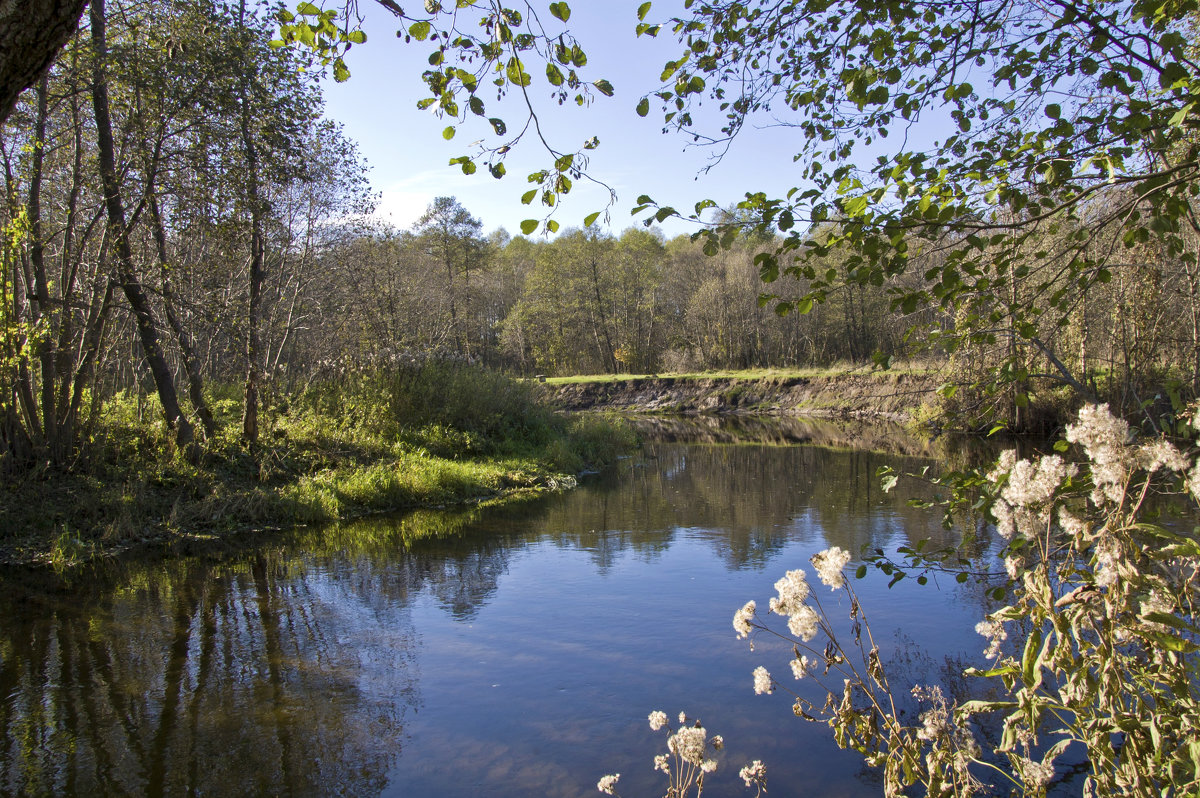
[149,192,216,438]
[90,0,194,451]
[0,0,88,124]
[237,0,264,445]
[26,73,59,459]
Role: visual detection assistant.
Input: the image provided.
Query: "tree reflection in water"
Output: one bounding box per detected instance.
[0,418,1002,797]
[0,550,421,796]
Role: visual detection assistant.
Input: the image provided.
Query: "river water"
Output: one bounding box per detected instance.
[0,418,1003,796]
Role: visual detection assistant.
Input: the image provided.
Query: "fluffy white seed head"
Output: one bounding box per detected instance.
[739,760,767,788]
[753,665,773,695]
[770,569,811,615]
[667,726,708,765]
[786,603,820,641]
[812,546,852,590]
[733,600,756,639]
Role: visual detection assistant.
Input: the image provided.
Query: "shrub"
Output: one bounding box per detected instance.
[728,404,1200,797]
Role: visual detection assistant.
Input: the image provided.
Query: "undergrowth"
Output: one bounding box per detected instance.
[0,360,636,567]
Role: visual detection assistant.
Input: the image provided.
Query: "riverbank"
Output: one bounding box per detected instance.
[542,367,943,423]
[0,364,637,569]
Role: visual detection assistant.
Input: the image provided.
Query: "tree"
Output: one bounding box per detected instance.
[621,0,1200,417]
[91,0,195,451]
[414,196,487,358]
[0,0,88,124]
[279,0,1200,418]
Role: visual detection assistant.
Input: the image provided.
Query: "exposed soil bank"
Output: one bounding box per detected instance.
[544,372,941,423]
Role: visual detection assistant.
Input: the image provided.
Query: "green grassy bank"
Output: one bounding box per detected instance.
[0,361,637,568]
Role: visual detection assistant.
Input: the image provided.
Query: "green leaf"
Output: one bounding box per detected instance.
[506,58,531,87]
[549,1,570,22]
[346,30,366,44]
[594,79,615,97]
[583,211,601,227]
[1145,631,1196,652]
[521,189,537,205]
[637,1,652,20]
[956,698,1017,713]
[409,20,431,40]
[855,564,867,579]
[1159,61,1189,88]
[296,1,320,14]
[1170,103,1194,127]
[1021,626,1042,683]
[520,219,539,235]
[546,219,560,233]
[488,118,507,136]
[1143,611,1196,632]
[442,126,456,140]
[636,97,650,117]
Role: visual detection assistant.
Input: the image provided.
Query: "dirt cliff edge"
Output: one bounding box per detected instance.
[543,372,941,423]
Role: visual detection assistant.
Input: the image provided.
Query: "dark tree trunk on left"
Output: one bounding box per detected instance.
[0,0,88,124]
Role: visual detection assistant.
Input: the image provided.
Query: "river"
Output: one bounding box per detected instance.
[0,418,1004,796]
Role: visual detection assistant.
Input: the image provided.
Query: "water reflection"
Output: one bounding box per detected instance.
[0,554,418,796]
[0,421,998,797]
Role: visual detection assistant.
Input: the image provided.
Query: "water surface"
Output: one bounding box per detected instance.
[0,421,999,796]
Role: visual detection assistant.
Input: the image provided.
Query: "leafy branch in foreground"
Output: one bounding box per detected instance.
[631,0,1200,414]
[275,0,617,233]
[734,404,1200,796]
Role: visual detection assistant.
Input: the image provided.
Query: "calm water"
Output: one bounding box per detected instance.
[0,420,1001,796]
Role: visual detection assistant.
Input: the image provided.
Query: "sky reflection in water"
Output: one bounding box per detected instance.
[0,424,1000,797]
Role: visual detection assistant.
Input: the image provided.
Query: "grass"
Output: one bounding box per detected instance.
[0,361,638,568]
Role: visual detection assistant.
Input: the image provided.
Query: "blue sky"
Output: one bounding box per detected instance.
[319,1,812,238]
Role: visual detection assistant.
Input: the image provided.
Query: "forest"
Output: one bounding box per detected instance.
[4,0,1199,479]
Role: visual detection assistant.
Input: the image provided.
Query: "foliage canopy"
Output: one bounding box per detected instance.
[636,0,1200,383]
[277,0,1200,407]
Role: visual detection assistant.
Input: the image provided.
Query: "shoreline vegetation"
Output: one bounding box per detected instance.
[4,359,1180,570]
[0,361,637,569]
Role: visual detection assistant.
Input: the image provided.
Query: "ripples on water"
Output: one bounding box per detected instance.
[0,418,1006,796]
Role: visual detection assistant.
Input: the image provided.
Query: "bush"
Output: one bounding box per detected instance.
[727,404,1200,797]
[294,359,634,471]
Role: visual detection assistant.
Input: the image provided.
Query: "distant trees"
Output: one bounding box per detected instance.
[324,214,912,378]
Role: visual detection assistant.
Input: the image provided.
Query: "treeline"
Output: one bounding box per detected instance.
[319,202,1200,430]
[314,209,912,378]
